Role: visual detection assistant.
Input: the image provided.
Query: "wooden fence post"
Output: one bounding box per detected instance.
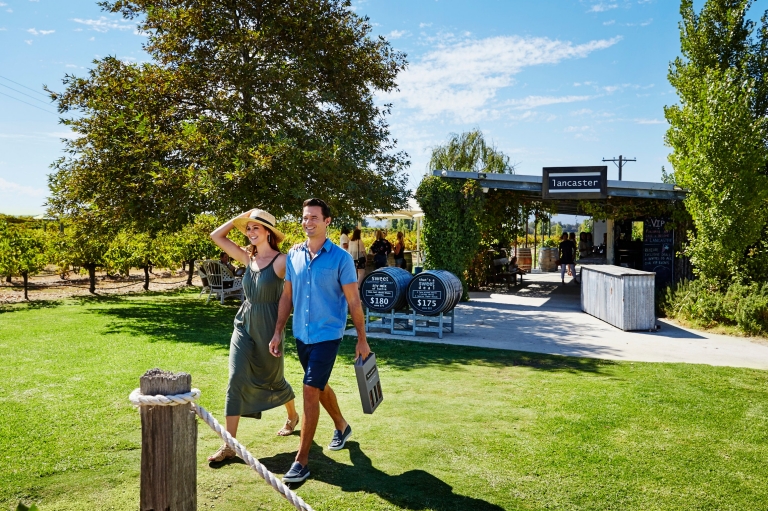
[139,368,197,510]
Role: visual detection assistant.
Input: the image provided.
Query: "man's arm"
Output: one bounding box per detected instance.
[342,282,371,361]
[269,281,293,357]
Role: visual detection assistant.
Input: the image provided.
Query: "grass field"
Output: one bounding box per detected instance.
[2,290,768,510]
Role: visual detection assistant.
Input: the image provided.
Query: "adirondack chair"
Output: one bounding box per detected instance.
[202,260,244,304]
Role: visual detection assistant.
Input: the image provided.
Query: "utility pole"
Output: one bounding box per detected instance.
[602,155,636,181]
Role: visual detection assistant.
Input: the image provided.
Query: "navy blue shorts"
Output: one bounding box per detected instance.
[296,338,341,391]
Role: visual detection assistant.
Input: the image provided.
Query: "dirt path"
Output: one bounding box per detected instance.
[0,266,201,304]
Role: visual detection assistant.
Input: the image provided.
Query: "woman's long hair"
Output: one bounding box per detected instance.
[247,226,280,258]
[351,228,362,241]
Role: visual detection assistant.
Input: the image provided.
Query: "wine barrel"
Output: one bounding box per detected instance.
[539,247,558,272]
[516,248,532,272]
[359,267,413,312]
[406,270,462,316]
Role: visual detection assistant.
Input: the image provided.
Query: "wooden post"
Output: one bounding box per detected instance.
[139,368,197,511]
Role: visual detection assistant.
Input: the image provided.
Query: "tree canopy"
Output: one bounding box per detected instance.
[48,0,410,232]
[665,0,768,284]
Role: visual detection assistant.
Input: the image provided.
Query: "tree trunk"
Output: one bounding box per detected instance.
[143,265,150,291]
[22,271,28,301]
[87,263,97,294]
[139,369,197,511]
[5,274,10,283]
[186,259,195,286]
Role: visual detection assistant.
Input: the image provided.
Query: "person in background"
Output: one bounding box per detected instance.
[220,251,244,277]
[339,227,350,252]
[578,232,590,259]
[370,230,392,269]
[559,233,578,285]
[393,231,406,269]
[568,232,577,275]
[349,228,367,284]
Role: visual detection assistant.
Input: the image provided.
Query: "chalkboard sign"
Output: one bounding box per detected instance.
[642,218,674,287]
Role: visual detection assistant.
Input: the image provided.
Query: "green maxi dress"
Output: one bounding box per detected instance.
[225,254,294,418]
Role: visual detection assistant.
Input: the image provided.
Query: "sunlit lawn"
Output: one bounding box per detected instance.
[2,290,768,510]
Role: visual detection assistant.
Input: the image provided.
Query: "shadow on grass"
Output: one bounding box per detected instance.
[0,299,65,314]
[78,291,241,351]
[338,335,616,375]
[78,291,614,373]
[256,441,505,511]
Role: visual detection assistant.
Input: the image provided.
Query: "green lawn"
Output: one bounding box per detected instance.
[2,290,768,510]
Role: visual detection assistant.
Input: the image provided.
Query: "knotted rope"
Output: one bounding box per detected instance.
[129,389,314,511]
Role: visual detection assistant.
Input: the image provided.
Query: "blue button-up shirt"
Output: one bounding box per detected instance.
[286,238,358,344]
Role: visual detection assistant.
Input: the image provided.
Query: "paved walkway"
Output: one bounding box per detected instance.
[346,271,768,369]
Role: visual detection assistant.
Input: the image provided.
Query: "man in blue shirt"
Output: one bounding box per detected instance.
[269,198,371,483]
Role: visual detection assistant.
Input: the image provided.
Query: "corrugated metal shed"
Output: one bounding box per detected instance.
[580,265,656,331]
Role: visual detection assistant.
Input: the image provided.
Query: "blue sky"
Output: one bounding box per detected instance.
[0,0,754,215]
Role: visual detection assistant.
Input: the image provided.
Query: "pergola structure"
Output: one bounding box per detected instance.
[434,170,687,271]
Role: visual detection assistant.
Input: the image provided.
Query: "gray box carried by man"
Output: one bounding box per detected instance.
[355,353,383,414]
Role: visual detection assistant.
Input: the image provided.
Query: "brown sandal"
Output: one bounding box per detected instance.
[277,415,300,436]
[207,443,236,462]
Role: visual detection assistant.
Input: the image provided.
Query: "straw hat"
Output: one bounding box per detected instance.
[232,209,286,243]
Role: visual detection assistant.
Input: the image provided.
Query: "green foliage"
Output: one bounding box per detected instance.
[164,214,221,266]
[48,0,410,231]
[428,130,513,174]
[661,279,768,334]
[416,175,482,298]
[665,0,768,284]
[0,221,47,300]
[16,503,38,511]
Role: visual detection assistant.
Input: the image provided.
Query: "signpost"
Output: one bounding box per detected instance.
[542,166,608,200]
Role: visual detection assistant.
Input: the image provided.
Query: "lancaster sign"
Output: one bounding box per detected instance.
[542,166,608,200]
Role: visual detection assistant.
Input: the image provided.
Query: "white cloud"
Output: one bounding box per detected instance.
[603,20,616,26]
[7,8,13,12]
[0,2,6,5]
[72,16,134,33]
[508,95,593,110]
[588,3,618,12]
[382,35,621,121]
[27,28,54,36]
[635,118,665,124]
[24,39,32,45]
[419,22,432,28]
[564,125,590,132]
[0,27,5,31]
[29,0,40,2]
[571,108,593,115]
[0,178,46,198]
[388,30,408,39]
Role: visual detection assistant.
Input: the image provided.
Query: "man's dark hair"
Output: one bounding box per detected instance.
[303,198,331,219]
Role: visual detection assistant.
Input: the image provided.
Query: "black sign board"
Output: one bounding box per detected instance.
[407,273,446,315]
[642,217,674,287]
[360,273,396,311]
[542,166,607,199]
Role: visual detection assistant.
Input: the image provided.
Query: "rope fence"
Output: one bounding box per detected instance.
[129,387,315,511]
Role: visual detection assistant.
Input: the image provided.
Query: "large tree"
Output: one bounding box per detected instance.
[665,0,768,284]
[48,0,409,232]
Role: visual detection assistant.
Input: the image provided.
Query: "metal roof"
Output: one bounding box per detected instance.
[434,170,686,215]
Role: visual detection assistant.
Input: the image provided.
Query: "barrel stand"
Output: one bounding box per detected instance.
[364,307,455,339]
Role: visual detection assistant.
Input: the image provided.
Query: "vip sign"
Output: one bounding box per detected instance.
[542,166,608,200]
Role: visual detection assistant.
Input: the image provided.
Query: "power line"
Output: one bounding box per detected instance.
[0,82,54,106]
[0,75,50,97]
[0,91,57,115]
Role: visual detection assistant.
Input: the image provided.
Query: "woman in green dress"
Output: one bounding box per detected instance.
[207,209,299,462]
